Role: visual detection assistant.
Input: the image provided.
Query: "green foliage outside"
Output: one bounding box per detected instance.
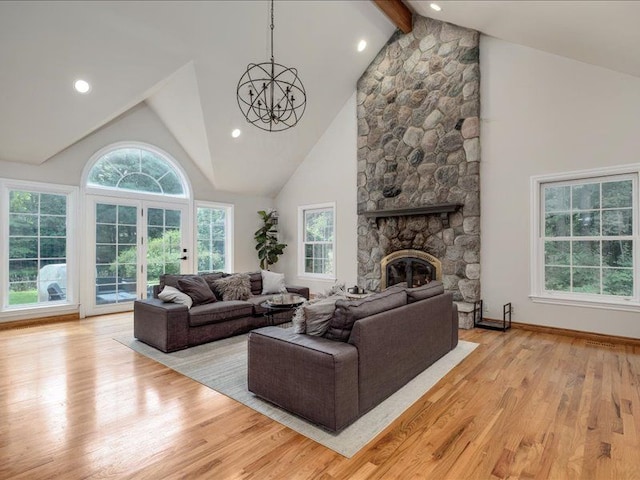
[116,229,181,283]
[544,179,634,296]
[197,207,226,273]
[254,210,286,270]
[9,190,67,294]
[303,209,334,275]
[9,290,38,305]
[304,210,334,242]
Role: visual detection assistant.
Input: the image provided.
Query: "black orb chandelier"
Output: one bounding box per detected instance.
[236,0,306,132]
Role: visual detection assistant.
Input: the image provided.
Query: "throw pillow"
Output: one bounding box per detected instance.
[177,276,217,306]
[322,281,346,298]
[201,272,228,300]
[158,285,193,309]
[292,294,344,336]
[261,270,287,295]
[212,273,252,301]
[305,295,344,336]
[247,271,263,296]
[292,305,306,333]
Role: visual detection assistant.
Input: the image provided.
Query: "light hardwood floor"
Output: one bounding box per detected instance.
[1,313,639,479]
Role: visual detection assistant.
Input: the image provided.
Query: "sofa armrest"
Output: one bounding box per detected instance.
[285,285,310,299]
[248,326,359,431]
[133,298,190,353]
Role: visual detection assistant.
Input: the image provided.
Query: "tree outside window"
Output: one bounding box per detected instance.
[8,190,68,305]
[300,204,335,278]
[542,177,634,298]
[197,205,232,273]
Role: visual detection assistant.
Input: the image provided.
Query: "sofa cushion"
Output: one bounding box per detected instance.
[324,288,408,342]
[212,273,252,301]
[158,285,193,309]
[177,276,217,306]
[261,270,287,294]
[188,301,254,327]
[245,294,272,315]
[247,271,263,296]
[405,281,444,303]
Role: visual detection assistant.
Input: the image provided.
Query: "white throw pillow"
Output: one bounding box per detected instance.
[261,270,287,295]
[158,285,193,309]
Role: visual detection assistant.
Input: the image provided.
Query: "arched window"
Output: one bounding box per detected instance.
[87,146,187,197]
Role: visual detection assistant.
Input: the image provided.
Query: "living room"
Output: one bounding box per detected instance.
[2,1,640,478]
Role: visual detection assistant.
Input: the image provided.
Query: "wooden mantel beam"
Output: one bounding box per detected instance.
[372,0,413,34]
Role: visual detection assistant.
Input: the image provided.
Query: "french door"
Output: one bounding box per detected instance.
[86,196,189,315]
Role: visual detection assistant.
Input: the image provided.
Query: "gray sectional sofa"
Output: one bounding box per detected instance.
[247,282,458,431]
[134,272,309,353]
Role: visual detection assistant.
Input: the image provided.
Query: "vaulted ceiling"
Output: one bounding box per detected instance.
[1,1,638,197]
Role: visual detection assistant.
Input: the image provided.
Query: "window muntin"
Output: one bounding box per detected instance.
[538,173,636,303]
[87,147,186,197]
[7,189,69,306]
[196,204,232,274]
[300,205,335,278]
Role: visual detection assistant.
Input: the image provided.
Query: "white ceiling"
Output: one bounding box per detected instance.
[1,1,639,197]
[407,1,640,79]
[0,1,394,196]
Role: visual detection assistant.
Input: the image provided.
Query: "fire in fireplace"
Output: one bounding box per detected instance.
[380,249,442,289]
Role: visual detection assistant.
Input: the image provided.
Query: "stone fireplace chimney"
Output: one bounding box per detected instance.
[356,15,480,328]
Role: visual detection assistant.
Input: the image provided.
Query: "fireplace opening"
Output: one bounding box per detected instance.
[381,249,442,289]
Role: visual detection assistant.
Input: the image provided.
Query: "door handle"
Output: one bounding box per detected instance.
[179,256,187,260]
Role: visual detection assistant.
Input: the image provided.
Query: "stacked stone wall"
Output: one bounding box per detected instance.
[356,15,481,303]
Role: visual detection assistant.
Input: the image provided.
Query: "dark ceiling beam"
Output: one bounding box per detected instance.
[372,0,413,34]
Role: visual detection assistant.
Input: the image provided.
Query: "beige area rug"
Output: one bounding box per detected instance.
[115,332,477,458]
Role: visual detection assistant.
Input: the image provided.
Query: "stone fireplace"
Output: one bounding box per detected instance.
[356,15,480,329]
[381,249,441,289]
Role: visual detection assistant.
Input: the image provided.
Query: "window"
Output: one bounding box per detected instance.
[2,181,77,310]
[83,142,191,315]
[86,145,187,197]
[531,166,639,311]
[196,203,233,273]
[299,203,335,279]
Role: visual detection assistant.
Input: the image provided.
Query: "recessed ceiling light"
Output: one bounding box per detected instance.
[74,79,91,94]
[357,40,367,52]
[231,128,241,138]
[430,3,442,12]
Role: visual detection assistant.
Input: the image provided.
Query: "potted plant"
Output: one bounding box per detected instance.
[254,210,287,270]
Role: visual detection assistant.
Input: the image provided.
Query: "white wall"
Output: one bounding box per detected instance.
[0,102,273,320]
[480,35,640,338]
[275,93,358,294]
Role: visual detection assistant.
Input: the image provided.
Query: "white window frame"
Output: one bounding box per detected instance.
[530,164,640,312]
[0,179,79,320]
[298,202,336,280]
[195,201,234,274]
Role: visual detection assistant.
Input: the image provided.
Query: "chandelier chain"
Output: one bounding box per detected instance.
[270,0,274,63]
